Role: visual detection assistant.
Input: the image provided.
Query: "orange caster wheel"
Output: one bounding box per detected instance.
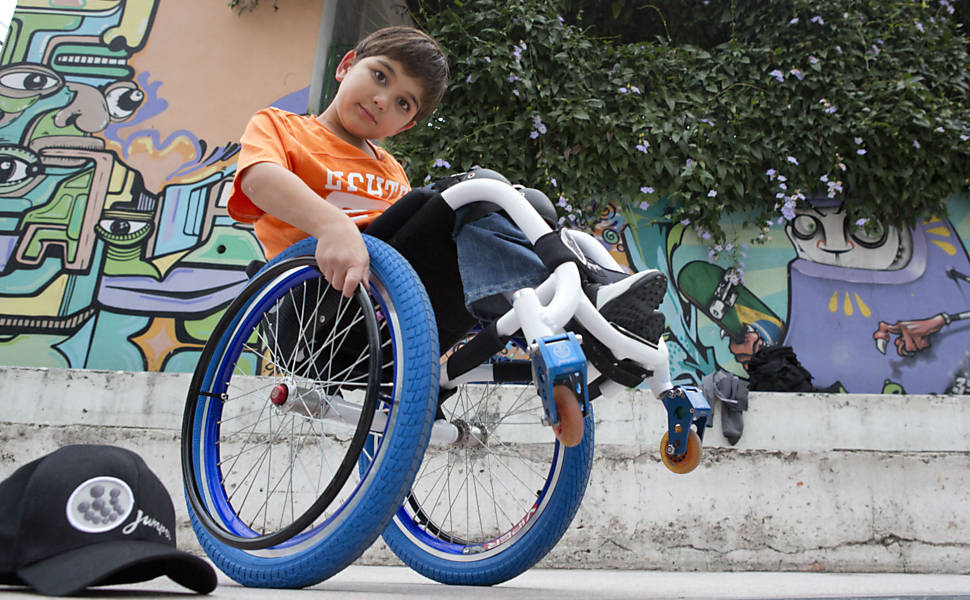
[551,385,585,447]
[660,429,702,474]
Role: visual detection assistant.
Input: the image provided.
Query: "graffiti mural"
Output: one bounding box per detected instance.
[0,2,966,395]
[0,1,262,371]
[613,196,970,395]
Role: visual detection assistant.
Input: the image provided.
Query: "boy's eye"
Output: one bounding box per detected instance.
[373,70,386,83]
[398,98,411,112]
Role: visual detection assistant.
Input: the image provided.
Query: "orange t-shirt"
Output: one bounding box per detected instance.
[227,107,411,259]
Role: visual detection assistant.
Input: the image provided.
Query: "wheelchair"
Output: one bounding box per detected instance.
[181,172,711,588]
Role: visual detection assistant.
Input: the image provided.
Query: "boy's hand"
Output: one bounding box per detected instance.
[314,219,370,298]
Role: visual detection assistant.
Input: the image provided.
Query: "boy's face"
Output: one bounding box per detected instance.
[329,50,423,142]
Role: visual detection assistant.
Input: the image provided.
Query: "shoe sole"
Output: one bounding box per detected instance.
[599,272,668,344]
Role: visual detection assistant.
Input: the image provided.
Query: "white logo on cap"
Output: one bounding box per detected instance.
[65,476,134,534]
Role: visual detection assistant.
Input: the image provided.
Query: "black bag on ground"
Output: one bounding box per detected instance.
[746,345,814,392]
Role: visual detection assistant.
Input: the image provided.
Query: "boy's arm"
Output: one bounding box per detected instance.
[240,161,369,297]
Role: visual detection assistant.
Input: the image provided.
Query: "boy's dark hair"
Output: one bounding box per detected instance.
[354,26,449,124]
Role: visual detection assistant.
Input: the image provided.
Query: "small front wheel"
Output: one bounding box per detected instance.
[660,429,702,474]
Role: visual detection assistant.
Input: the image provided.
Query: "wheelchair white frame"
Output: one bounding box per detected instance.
[424,178,675,445]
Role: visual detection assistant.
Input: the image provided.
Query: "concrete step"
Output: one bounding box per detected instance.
[1,366,967,573]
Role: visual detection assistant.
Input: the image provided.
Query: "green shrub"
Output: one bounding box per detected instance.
[393,0,970,249]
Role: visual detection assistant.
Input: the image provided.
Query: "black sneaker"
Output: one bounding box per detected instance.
[586,270,668,344]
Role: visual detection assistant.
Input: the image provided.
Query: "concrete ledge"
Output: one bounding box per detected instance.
[1,366,967,573]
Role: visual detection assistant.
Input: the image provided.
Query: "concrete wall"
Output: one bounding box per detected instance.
[2,365,967,574]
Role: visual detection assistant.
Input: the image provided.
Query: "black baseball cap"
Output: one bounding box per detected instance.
[0,444,217,596]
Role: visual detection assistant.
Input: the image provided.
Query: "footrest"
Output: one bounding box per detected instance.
[530,332,589,426]
[660,385,712,450]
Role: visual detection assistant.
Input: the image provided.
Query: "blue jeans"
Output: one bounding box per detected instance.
[453,208,549,321]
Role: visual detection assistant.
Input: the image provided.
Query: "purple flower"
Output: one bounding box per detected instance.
[550,178,558,188]
[825,105,837,114]
[810,15,824,25]
[532,115,547,133]
[766,168,777,179]
[913,139,921,149]
[641,186,655,194]
[809,56,819,64]
[484,57,492,63]
[681,218,691,225]
[786,155,799,165]
[854,137,863,145]
[916,21,925,33]
[635,142,650,154]
[619,87,629,94]
[769,69,785,82]
[707,189,717,198]
[630,86,641,94]
[857,148,867,155]
[638,201,650,210]
[530,115,547,139]
[790,68,804,81]
[789,17,799,24]
[433,158,451,169]
[466,75,472,83]
[856,218,868,227]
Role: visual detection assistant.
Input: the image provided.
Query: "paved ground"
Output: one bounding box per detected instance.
[1,565,969,599]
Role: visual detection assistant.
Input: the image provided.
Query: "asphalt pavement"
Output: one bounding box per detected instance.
[1,565,969,599]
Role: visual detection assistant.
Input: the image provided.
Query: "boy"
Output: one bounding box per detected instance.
[228,26,445,300]
[227,26,658,446]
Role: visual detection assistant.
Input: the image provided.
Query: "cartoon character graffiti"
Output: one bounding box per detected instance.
[0,1,257,371]
[675,199,970,394]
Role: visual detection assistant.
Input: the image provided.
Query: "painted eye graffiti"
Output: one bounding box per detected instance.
[0,65,63,97]
[105,84,144,120]
[0,147,43,188]
[849,220,887,248]
[0,155,40,184]
[790,214,820,240]
[95,218,151,243]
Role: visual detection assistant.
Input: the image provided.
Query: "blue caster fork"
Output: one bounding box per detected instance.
[530,332,589,426]
[658,386,711,473]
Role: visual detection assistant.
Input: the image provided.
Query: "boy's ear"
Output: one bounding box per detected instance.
[334,50,357,82]
[394,120,417,135]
